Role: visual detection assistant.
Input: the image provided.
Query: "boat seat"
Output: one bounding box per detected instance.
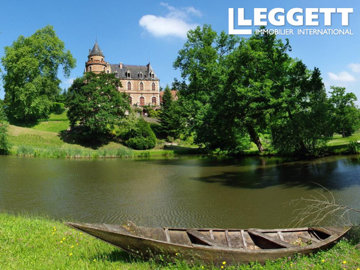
[186,229,227,247]
[248,229,295,249]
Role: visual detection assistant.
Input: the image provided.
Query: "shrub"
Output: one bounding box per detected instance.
[51,102,65,114]
[122,119,156,150]
[347,141,360,154]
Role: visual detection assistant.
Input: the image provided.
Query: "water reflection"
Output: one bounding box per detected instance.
[0,155,359,228]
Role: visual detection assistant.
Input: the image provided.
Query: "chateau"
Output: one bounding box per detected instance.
[85,42,160,107]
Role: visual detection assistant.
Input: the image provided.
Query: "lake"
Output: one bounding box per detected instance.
[0,155,360,228]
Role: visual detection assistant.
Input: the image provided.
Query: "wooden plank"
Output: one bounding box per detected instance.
[228,231,244,248]
[277,231,284,241]
[225,230,231,248]
[187,229,227,247]
[241,230,248,248]
[209,229,215,240]
[248,229,294,249]
[164,228,170,243]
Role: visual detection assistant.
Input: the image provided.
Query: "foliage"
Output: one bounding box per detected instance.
[269,64,332,155]
[51,102,66,115]
[347,140,360,154]
[329,86,360,137]
[174,26,336,156]
[174,25,240,150]
[119,118,157,150]
[1,25,76,123]
[66,72,129,144]
[0,99,10,154]
[159,86,184,140]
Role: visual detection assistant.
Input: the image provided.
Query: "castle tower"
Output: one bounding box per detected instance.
[85,41,107,74]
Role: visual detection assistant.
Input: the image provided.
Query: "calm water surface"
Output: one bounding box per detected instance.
[0,155,360,228]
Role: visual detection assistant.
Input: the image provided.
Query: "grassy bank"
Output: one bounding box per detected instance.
[5,111,360,159]
[1,213,360,269]
[6,112,199,159]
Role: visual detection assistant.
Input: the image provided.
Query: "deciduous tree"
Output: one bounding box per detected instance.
[1,25,75,123]
[66,72,129,142]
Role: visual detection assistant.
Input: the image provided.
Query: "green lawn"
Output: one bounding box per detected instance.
[328,130,360,146]
[32,112,70,133]
[1,213,359,270]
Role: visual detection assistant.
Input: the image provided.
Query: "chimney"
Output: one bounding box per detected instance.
[119,62,123,69]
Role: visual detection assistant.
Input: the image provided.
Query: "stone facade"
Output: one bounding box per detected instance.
[85,42,160,107]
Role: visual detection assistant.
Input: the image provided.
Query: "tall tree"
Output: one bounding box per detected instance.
[270,62,332,155]
[66,72,129,142]
[1,25,76,123]
[0,99,10,154]
[174,25,239,148]
[159,86,183,139]
[329,86,360,137]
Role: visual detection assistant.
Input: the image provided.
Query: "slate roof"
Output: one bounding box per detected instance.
[89,41,104,57]
[110,63,159,80]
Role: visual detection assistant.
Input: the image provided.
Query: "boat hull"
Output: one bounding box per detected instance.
[66,222,349,266]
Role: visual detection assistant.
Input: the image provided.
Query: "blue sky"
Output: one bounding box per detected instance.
[0,0,360,101]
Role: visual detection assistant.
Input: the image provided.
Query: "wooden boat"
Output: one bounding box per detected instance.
[66,221,350,266]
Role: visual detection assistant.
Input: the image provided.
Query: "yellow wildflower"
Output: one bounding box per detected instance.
[69,253,73,256]
[222,261,226,265]
[343,260,347,264]
[93,259,97,262]
[201,266,204,269]
[62,237,66,241]
[321,259,325,263]
[220,266,224,269]
[70,245,74,248]
[60,241,63,244]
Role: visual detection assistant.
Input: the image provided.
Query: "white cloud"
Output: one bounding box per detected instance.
[349,63,360,73]
[328,71,356,82]
[139,3,201,39]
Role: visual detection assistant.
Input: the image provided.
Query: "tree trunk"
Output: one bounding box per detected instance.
[246,124,264,152]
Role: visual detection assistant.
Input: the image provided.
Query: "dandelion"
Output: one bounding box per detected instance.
[321,259,325,263]
[220,266,224,269]
[343,260,347,264]
[222,261,226,265]
[69,253,73,256]
[62,237,66,241]
[60,240,63,244]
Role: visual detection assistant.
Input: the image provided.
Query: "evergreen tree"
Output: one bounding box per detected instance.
[159,86,182,139]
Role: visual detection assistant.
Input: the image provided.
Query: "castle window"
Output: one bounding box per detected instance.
[127,82,131,90]
[89,66,92,72]
[140,82,144,91]
[126,71,131,78]
[129,96,132,105]
[152,97,156,105]
[101,58,104,61]
[152,82,155,91]
[152,74,154,79]
[140,97,145,106]
[91,57,93,61]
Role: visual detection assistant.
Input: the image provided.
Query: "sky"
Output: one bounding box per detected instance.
[0,0,360,101]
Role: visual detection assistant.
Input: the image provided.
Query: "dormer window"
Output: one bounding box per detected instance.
[126,71,131,78]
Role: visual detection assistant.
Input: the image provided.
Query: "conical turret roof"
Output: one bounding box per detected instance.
[89,41,104,57]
